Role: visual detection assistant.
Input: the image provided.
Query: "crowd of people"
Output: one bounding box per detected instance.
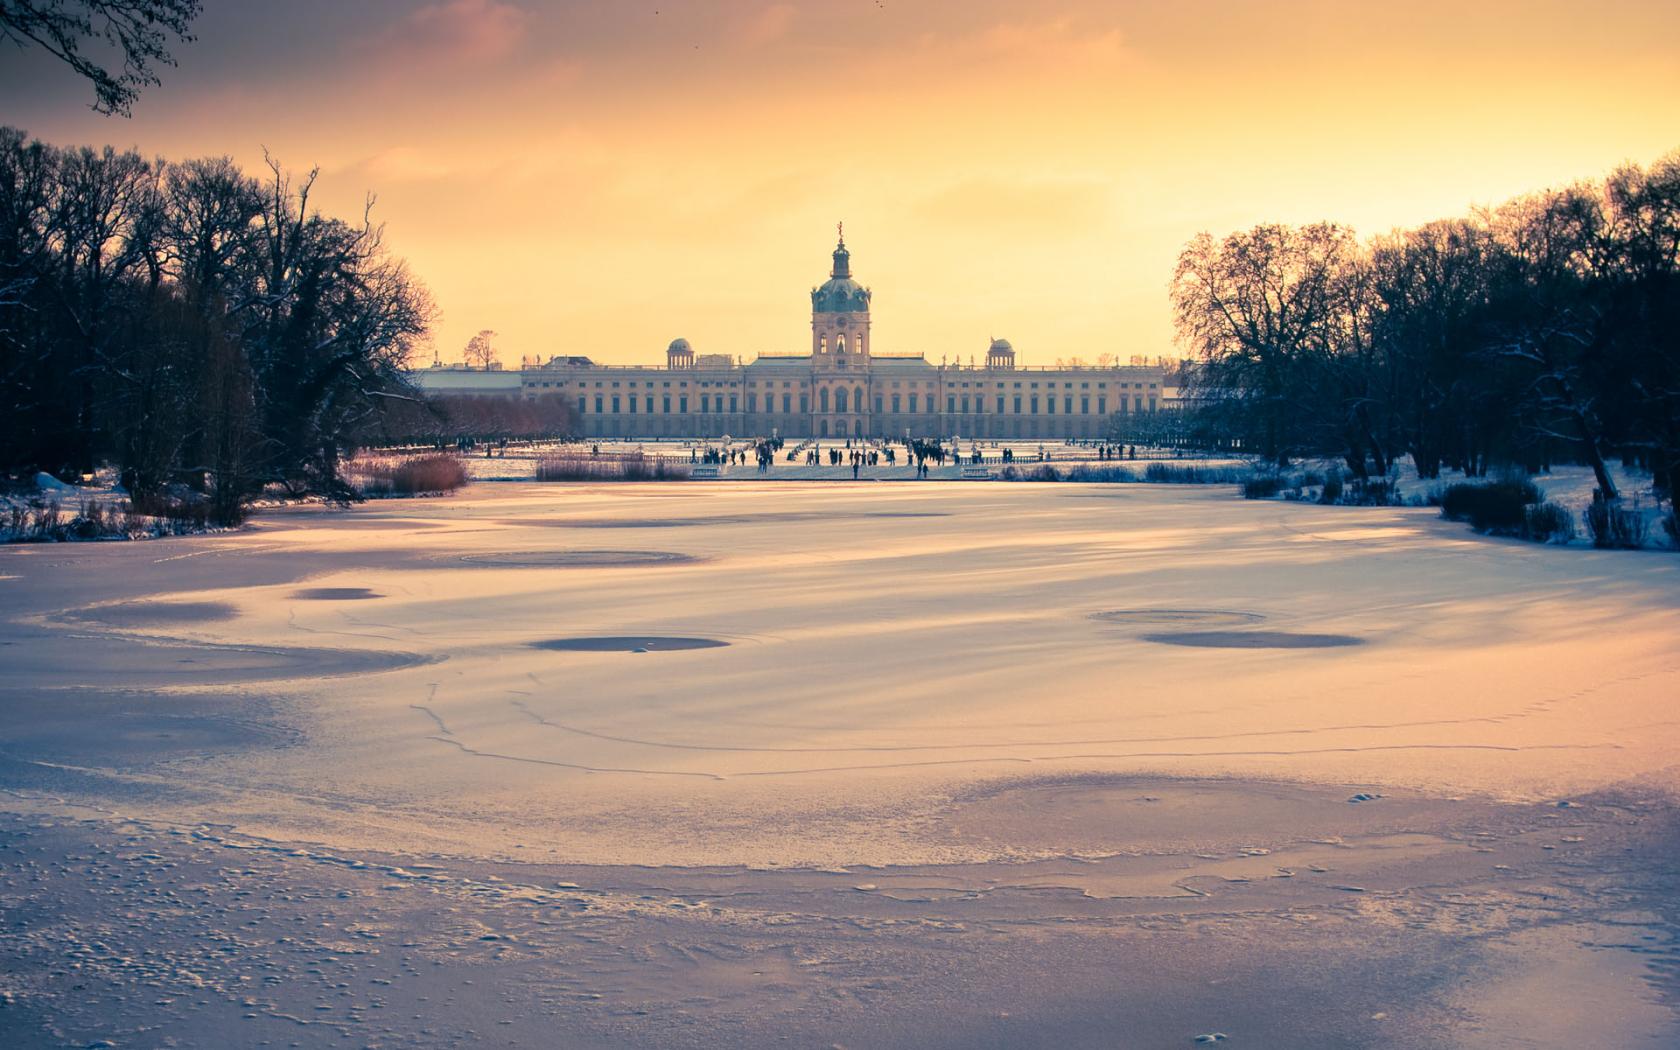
[577,436,1148,479]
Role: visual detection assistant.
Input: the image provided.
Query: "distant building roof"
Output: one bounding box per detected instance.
[407,368,523,393]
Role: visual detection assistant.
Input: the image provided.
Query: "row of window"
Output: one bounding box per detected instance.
[533,379,1159,393]
[579,393,1160,415]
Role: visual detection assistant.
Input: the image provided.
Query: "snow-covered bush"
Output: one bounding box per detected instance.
[1585,493,1648,550]
[1145,463,1250,484]
[1344,478,1398,506]
[1,499,146,542]
[352,455,470,496]
[1439,480,1541,533]
[1520,502,1575,544]
[1063,464,1141,482]
[535,452,689,482]
[130,491,214,528]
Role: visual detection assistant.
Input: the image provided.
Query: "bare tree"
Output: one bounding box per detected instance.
[47,143,156,473]
[1368,219,1496,477]
[463,328,498,371]
[1171,223,1357,467]
[0,1,202,116]
[1600,153,1680,507]
[1484,186,1622,498]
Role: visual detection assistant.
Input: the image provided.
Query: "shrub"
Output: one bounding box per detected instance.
[2,498,148,542]
[1319,474,1344,504]
[535,452,689,482]
[131,490,215,529]
[1520,501,1575,544]
[1064,464,1142,482]
[1242,476,1284,499]
[1439,479,1541,533]
[1346,478,1399,506]
[997,463,1063,481]
[1145,463,1250,484]
[1585,493,1649,550]
[353,454,469,496]
[1665,507,1678,548]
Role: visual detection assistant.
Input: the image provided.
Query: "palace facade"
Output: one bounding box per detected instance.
[414,235,1168,440]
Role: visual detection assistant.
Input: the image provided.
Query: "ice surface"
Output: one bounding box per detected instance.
[2,482,1677,1047]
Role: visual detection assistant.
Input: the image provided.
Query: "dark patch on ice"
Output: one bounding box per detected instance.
[0,626,430,686]
[291,587,383,600]
[530,636,729,652]
[303,517,445,529]
[503,517,744,529]
[0,687,295,768]
[458,550,698,568]
[61,600,239,626]
[1091,609,1265,627]
[1143,630,1364,649]
[504,511,950,529]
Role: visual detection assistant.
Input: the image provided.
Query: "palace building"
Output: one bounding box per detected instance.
[413,233,1168,440]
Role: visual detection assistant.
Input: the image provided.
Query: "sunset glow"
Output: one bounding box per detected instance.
[7,4,1680,1045]
[5,0,1675,366]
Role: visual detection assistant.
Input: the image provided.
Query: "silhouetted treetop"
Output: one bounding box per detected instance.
[0,0,203,116]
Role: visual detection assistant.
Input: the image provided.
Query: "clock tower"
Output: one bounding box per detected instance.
[811,226,871,366]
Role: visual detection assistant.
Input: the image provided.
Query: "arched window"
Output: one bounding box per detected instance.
[819,336,827,354]
[837,335,846,354]
[854,386,864,412]
[836,387,848,413]
[819,387,830,413]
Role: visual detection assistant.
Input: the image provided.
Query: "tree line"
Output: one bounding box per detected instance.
[1171,150,1680,512]
[0,127,434,521]
[373,393,578,448]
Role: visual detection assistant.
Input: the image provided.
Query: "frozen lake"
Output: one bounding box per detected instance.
[3,482,1678,1047]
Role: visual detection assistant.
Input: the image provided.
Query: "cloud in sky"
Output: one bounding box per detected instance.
[736,4,798,49]
[389,0,532,66]
[1,0,1677,366]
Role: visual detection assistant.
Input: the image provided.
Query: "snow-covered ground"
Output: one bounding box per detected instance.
[2,482,1677,1047]
[443,443,1675,548]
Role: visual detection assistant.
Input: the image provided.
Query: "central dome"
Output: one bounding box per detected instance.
[812,276,869,313]
[811,235,871,314]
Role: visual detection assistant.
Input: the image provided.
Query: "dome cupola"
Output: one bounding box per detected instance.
[811,224,871,314]
[667,337,695,369]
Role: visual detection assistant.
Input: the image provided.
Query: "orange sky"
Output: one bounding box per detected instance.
[5,0,1677,367]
